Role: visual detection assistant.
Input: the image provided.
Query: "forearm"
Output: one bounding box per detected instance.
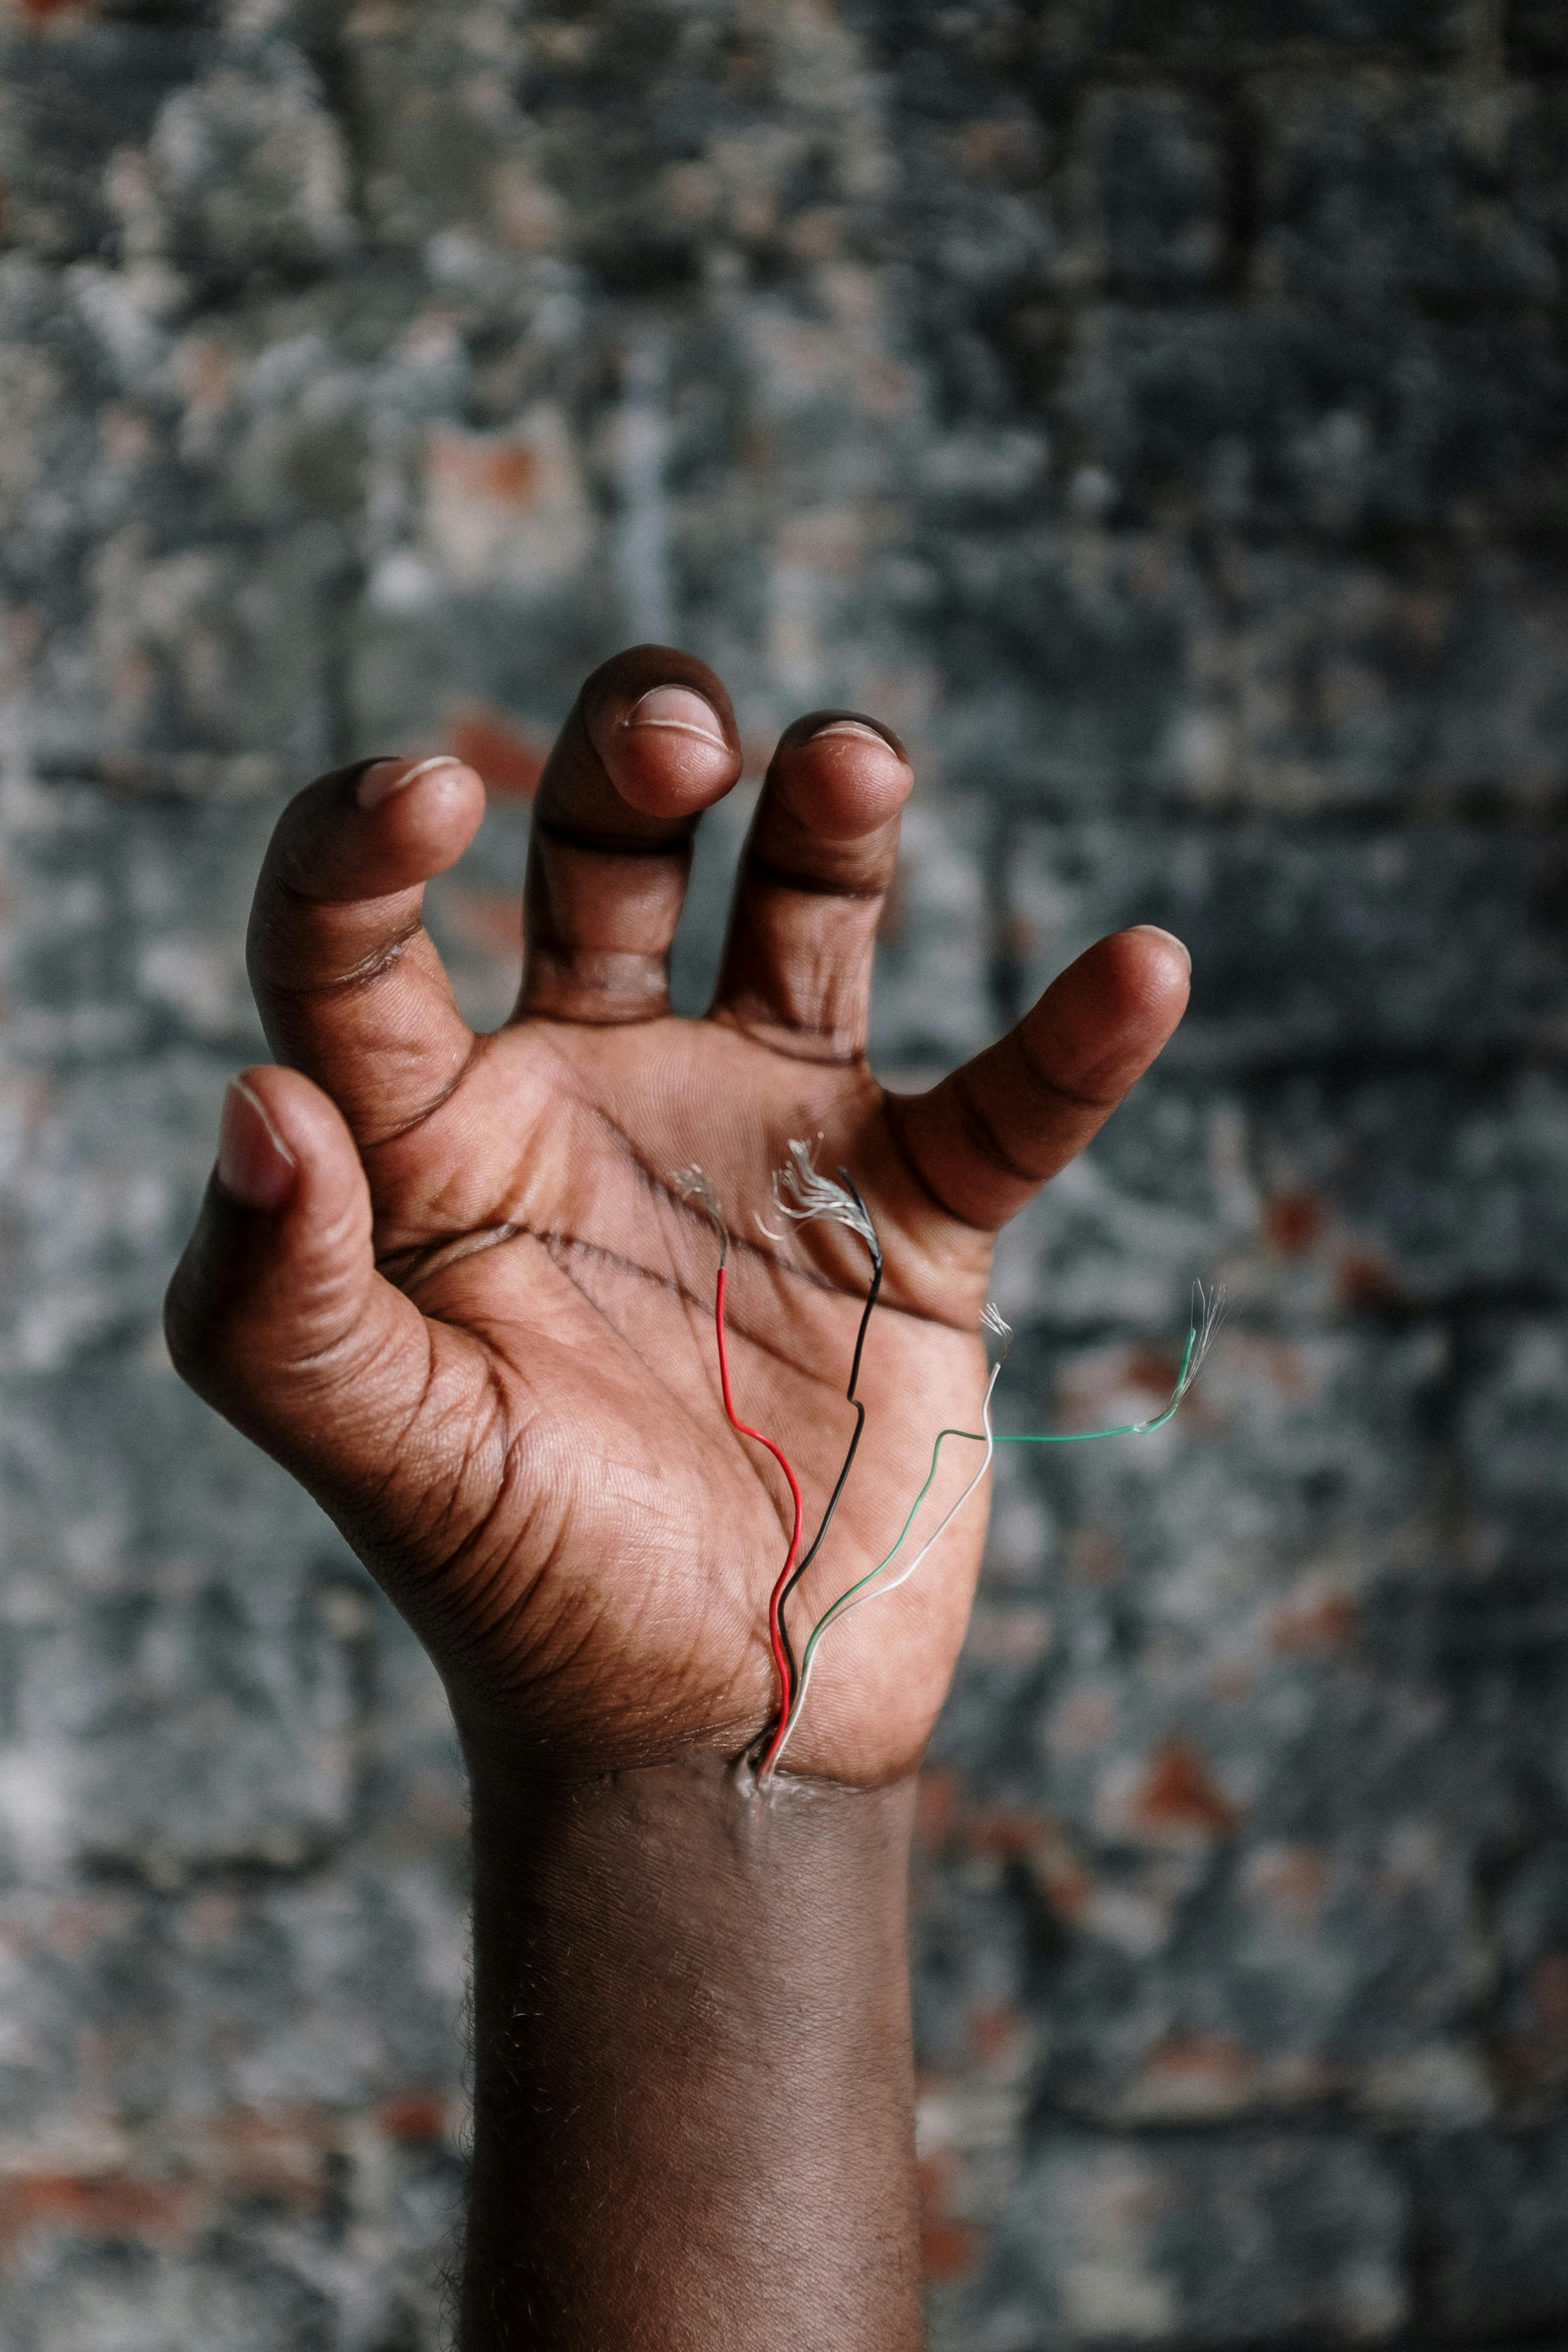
[460,1748,922,2352]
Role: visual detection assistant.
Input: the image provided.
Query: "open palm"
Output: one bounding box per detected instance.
[166,647,1189,1786]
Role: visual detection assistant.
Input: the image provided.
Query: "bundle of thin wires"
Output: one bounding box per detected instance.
[673,1165,803,1730]
[768,1282,1224,1774]
[677,1151,1222,1781]
[759,1144,882,1764]
[676,1146,884,1773]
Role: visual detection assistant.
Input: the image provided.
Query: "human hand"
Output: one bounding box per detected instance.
[165,646,1188,1787]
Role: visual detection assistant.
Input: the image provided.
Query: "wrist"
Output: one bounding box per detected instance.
[460,1747,922,2351]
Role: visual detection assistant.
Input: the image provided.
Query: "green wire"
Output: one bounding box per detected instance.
[993,1317,1198,1445]
[791,1320,1201,1702]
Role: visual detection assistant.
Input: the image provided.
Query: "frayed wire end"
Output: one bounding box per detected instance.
[672,1164,728,1262]
[981,1300,1014,1361]
[1175,1280,1226,1401]
[769,1137,879,1258]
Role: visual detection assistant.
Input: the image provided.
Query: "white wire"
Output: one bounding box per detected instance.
[768,1359,1000,1774]
[768,1287,1221,1772]
[848,1360,1000,1617]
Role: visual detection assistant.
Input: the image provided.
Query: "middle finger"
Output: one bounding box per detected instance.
[710,711,912,1065]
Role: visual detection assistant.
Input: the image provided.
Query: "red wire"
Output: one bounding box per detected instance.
[713,1266,802,1750]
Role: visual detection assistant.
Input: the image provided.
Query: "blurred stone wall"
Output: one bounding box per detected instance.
[1,0,1565,2344]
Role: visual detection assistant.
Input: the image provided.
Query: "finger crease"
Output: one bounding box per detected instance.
[742,852,884,902]
[950,1069,1047,1186]
[380,1223,520,1296]
[534,1225,957,1372]
[535,816,693,858]
[1014,1034,1120,1115]
[393,1200,966,1335]
[708,1009,865,1068]
[881,1095,989,1234]
[524,1005,672,1030]
[362,1029,486,1151]
[258,916,425,1002]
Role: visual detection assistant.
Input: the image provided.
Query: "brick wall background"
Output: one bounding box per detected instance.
[1,0,1565,2343]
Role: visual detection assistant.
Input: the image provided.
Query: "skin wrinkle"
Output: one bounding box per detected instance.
[558,1085,850,1297]
[468,1355,520,1537]
[359,1029,488,1151]
[373,1040,632,1272]
[535,817,696,858]
[272,1282,389,1390]
[473,1512,716,1744]
[522,997,670,1028]
[530,1562,722,1720]
[741,851,887,902]
[878,1089,982,1231]
[457,1458,554,1640]
[388,1210,973,1343]
[420,1222,738,1514]
[682,1043,961,1324]
[1012,1021,1123,1114]
[538,1227,693,1316]
[380,1222,525,1295]
[376,1318,448,1491]
[253,908,428,1000]
[526,937,669,1003]
[708,1004,867,1065]
[425,1248,828,1716]
[529,1225,870,1412]
[949,1061,1049,1188]
[399,1387,511,1588]
[419,1425,566,1670]
[504,1583,607,1708]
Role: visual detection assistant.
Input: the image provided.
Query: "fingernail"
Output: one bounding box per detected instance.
[216,1079,296,1210]
[356,754,463,812]
[806,717,909,762]
[624,687,727,746]
[1132,923,1192,974]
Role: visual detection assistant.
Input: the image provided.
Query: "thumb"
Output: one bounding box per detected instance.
[164,1066,432,1519]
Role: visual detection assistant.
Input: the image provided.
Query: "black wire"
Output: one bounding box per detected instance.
[777,1172,883,1688]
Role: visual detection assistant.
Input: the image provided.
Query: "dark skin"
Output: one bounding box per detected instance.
[165,645,1190,2349]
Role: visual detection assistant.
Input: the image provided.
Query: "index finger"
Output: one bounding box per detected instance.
[246,753,486,1148]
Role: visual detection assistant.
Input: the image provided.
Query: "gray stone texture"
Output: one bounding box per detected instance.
[0,0,1563,2343]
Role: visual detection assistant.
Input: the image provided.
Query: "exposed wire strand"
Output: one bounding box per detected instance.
[767,1136,879,1251]
[762,1145,884,1707]
[674,1167,803,1741]
[672,1165,727,1266]
[716,1266,803,1743]
[768,1361,1001,1776]
[770,1286,1224,1772]
[992,1281,1224,1445]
